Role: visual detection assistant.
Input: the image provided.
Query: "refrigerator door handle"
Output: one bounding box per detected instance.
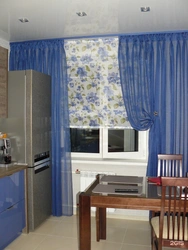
[34,161,50,174]
[34,157,50,166]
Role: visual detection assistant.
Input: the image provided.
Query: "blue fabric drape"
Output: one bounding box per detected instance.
[9,39,73,216]
[119,33,188,176]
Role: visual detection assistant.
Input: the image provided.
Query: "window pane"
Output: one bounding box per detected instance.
[70,128,99,153]
[108,129,138,153]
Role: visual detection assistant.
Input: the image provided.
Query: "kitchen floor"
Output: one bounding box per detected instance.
[5,215,179,250]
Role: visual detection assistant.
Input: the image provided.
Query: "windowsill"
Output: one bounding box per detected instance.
[71,157,148,176]
[72,157,147,165]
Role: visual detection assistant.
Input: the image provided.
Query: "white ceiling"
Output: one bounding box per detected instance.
[0,0,188,43]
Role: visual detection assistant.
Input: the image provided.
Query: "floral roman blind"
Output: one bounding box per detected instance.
[64,37,131,128]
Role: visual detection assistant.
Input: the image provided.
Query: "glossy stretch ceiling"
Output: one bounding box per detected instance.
[0,0,188,42]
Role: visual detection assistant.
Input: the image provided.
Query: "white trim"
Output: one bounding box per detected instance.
[71,158,148,176]
[0,38,10,70]
[0,38,10,50]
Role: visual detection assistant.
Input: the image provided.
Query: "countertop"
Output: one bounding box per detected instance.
[0,163,28,178]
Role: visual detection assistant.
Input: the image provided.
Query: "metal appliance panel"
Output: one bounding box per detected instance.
[7,71,26,163]
[5,70,52,231]
[28,152,51,230]
[0,117,25,163]
[8,70,51,166]
[25,70,51,166]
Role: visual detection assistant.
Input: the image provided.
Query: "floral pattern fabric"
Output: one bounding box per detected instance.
[64,37,131,128]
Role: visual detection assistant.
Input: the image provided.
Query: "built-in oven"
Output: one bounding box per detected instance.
[28,150,52,231]
[34,151,50,174]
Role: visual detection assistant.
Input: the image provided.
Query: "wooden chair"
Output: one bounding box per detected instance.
[150,177,188,250]
[157,154,183,177]
[150,154,183,225]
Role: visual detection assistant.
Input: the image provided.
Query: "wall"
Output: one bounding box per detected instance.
[0,38,9,51]
[0,38,9,69]
[0,39,9,118]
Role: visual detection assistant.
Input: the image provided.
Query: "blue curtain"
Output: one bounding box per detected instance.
[119,33,188,176]
[9,39,73,216]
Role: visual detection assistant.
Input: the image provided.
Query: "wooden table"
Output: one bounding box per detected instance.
[79,175,161,250]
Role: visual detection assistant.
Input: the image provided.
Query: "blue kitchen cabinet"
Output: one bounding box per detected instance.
[0,170,26,250]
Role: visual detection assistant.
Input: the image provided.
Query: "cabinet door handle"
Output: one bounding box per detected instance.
[7,205,14,210]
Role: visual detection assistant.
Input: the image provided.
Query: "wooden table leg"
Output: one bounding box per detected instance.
[79,193,91,250]
[96,207,106,241]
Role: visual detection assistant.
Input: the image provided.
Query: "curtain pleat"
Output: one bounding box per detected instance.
[9,39,73,216]
[119,33,188,176]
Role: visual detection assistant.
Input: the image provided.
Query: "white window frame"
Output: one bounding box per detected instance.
[71,128,148,161]
[71,128,103,159]
[103,128,148,160]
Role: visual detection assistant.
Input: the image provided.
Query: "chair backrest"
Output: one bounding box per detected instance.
[157,154,183,177]
[159,177,188,248]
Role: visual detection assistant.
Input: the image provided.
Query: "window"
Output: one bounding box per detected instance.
[70,127,147,160]
[107,129,138,152]
[65,37,148,161]
[71,128,99,153]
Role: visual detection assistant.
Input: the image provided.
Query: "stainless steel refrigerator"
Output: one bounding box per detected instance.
[0,70,52,231]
